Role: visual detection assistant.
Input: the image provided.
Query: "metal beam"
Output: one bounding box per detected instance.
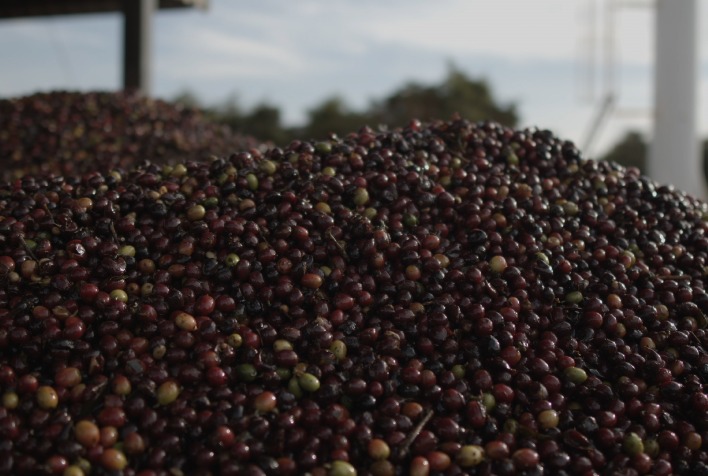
[649,0,705,199]
[123,0,156,95]
[0,1,207,19]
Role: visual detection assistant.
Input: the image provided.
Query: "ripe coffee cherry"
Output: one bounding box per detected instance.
[74,421,100,447]
[513,448,540,470]
[368,438,390,460]
[101,448,128,471]
[36,386,59,409]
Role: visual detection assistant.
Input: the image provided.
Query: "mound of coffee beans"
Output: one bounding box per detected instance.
[0,91,259,180]
[0,118,706,475]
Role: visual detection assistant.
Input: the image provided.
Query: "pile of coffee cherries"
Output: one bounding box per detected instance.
[0,118,706,475]
[0,91,259,180]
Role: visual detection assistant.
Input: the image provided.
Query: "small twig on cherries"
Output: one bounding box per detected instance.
[397,409,434,460]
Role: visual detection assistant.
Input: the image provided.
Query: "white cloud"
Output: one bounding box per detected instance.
[2,14,118,48]
[156,24,315,80]
[355,1,579,62]
[184,28,303,68]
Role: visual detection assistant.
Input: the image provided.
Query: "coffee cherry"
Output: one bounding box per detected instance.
[112,375,131,396]
[485,440,509,460]
[110,289,128,303]
[2,392,18,409]
[123,432,146,455]
[63,466,84,476]
[156,381,180,406]
[565,367,588,384]
[457,445,485,467]
[369,460,394,476]
[329,460,356,476]
[512,448,540,470]
[302,273,324,289]
[489,256,508,274]
[100,448,128,471]
[330,340,347,360]
[409,456,430,476]
[624,432,644,456]
[187,205,206,221]
[367,439,390,460]
[538,409,559,429]
[174,312,197,331]
[100,426,119,447]
[36,386,59,409]
[55,367,82,388]
[298,373,321,392]
[74,421,100,447]
[253,391,277,413]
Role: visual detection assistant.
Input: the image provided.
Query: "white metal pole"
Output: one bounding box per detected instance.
[650,0,705,199]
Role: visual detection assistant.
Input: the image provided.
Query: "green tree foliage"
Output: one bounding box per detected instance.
[171,89,202,110]
[600,131,648,172]
[206,94,243,131]
[599,130,708,186]
[300,97,369,141]
[302,66,517,139]
[174,64,517,145]
[177,94,290,145]
[241,103,288,145]
[370,65,517,128]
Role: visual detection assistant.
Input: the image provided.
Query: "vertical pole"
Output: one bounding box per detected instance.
[123,0,156,95]
[650,0,705,199]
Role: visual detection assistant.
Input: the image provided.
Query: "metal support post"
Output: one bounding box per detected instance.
[650,0,705,198]
[123,0,156,94]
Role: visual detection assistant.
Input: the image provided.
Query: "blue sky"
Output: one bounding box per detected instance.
[0,0,704,159]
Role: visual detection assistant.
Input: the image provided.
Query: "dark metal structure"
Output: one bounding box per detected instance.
[0,0,208,95]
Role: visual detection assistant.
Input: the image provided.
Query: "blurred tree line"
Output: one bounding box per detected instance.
[601,131,708,184]
[173,65,518,144]
[175,66,708,185]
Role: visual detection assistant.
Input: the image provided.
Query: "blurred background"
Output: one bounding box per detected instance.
[1,0,707,198]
